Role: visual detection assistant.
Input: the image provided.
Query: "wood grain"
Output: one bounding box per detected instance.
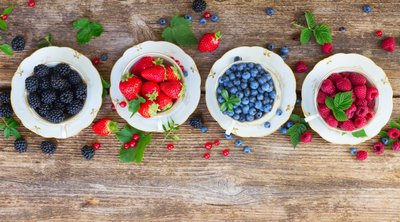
[1,0,400,221]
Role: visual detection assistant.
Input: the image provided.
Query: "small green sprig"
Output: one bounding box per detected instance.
[286,114,310,148]
[0,6,14,31]
[100,76,110,98]
[219,89,241,112]
[293,11,332,45]
[0,117,21,139]
[325,91,353,122]
[161,16,198,46]
[72,18,103,44]
[162,119,180,142]
[116,125,152,163]
[37,33,53,48]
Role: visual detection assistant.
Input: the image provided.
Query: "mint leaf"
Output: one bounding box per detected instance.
[37,33,53,48]
[332,109,348,122]
[4,127,10,139]
[221,89,229,100]
[305,11,316,29]
[325,97,335,110]
[314,24,332,45]
[300,28,312,45]
[334,91,353,110]
[73,18,90,29]
[170,16,191,27]
[128,96,146,117]
[352,129,367,138]
[230,97,241,105]
[287,123,307,148]
[119,133,151,163]
[89,22,104,36]
[0,123,6,130]
[390,120,400,130]
[0,19,7,31]
[227,103,233,111]
[3,6,14,15]
[220,103,227,112]
[161,15,198,46]
[10,128,20,139]
[77,28,92,44]
[0,44,13,56]
[73,18,103,44]
[101,76,110,98]
[161,27,176,44]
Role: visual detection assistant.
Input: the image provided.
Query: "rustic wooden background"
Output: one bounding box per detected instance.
[1,0,400,221]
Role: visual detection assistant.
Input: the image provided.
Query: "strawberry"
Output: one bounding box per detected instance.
[141,81,160,101]
[156,92,173,111]
[198,31,222,52]
[160,80,184,99]
[119,73,143,100]
[92,118,119,136]
[141,58,166,82]
[381,37,396,52]
[138,100,159,118]
[165,65,181,81]
[130,56,154,76]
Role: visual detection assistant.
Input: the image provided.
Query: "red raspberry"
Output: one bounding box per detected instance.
[355,99,368,107]
[318,105,331,119]
[295,61,308,73]
[214,140,220,146]
[325,115,338,128]
[348,73,367,86]
[354,116,367,128]
[367,99,375,108]
[335,77,352,92]
[92,57,100,65]
[388,128,400,139]
[375,30,382,37]
[222,149,230,156]
[354,85,367,99]
[365,108,375,121]
[93,142,101,150]
[340,72,351,78]
[119,101,127,108]
[340,120,356,131]
[321,43,333,54]
[356,150,368,160]
[373,142,385,155]
[351,91,357,102]
[366,87,379,100]
[203,11,211,19]
[317,91,328,104]
[345,104,357,119]
[123,143,130,149]
[381,37,396,52]
[204,152,210,159]
[129,140,137,148]
[28,0,35,7]
[1,14,8,20]
[300,131,313,143]
[166,144,174,150]
[392,141,400,152]
[356,106,369,117]
[204,142,212,150]
[132,133,140,141]
[328,73,343,82]
[320,79,336,94]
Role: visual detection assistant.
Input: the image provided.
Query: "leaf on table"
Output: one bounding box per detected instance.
[37,33,53,48]
[161,15,197,46]
[119,133,151,163]
[305,11,316,29]
[287,123,307,148]
[314,24,332,45]
[73,18,90,29]
[379,131,388,137]
[3,6,14,15]
[352,129,367,138]
[0,19,7,31]
[0,44,13,56]
[101,76,110,98]
[300,28,312,45]
[116,125,142,144]
[390,120,400,130]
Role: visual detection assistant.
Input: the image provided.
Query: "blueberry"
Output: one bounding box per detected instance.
[261,84,270,92]
[255,101,262,110]
[237,63,245,71]
[339,26,346,32]
[183,70,188,77]
[255,112,263,119]
[381,137,389,146]
[229,73,236,80]
[230,65,237,71]
[280,127,287,134]
[250,81,259,90]
[249,108,257,116]
[269,91,276,99]
[362,4,371,13]
[242,105,250,114]
[233,114,240,120]
[234,139,243,147]
[226,82,233,88]
[159,18,167,25]
[225,69,232,75]
[234,108,242,114]
[264,104,272,112]
[276,108,283,116]
[224,133,232,140]
[244,89,250,97]
[265,73,272,81]
[227,111,234,117]
[229,87,238,94]
[242,97,249,105]
[263,97,271,104]
[256,94,264,101]
[242,72,251,80]
[249,77,255,82]
[258,76,267,84]
[248,102,255,108]
[240,82,248,89]
[280,54,287,61]
[200,126,208,133]
[243,146,251,153]
[100,54,108,61]
[184,14,193,21]
[199,18,207,24]
[266,43,275,50]
[280,46,289,55]
[239,115,246,122]
[218,77,225,84]
[257,87,264,94]
[296,98,301,105]
[233,79,241,86]
[249,96,256,103]
[246,115,255,121]
[211,15,219,22]
[265,7,275,16]
[264,122,271,128]
[256,64,263,71]
[217,95,225,103]
[217,86,223,93]
[286,121,294,128]
[247,63,255,68]
[250,69,258,77]
[349,147,357,155]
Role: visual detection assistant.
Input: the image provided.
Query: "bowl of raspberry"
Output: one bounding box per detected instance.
[302,53,393,145]
[11,47,103,138]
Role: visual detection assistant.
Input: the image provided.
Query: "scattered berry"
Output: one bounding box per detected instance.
[222,149,230,156]
[234,139,243,147]
[388,128,400,139]
[192,0,207,13]
[265,7,275,16]
[362,4,372,13]
[243,146,251,153]
[276,108,282,116]
[392,141,400,152]
[375,30,382,37]
[92,57,100,65]
[11,36,25,51]
[203,152,210,159]
[321,43,333,54]
[41,141,56,154]
[224,133,232,140]
[184,14,192,21]
[380,137,389,145]
[234,56,242,62]
[349,147,357,155]
[286,121,294,128]
[300,131,313,143]
[123,143,130,149]
[203,11,211,19]
[280,127,287,134]
[92,118,119,136]
[214,140,220,146]
[199,18,207,24]
[14,138,27,153]
[100,54,108,61]
[132,134,140,141]
[129,140,137,148]
[1,14,8,20]
[264,122,271,128]
[81,145,95,160]
[211,15,219,22]
[0,104,13,118]
[159,18,167,26]
[189,115,203,129]
[93,143,101,150]
[280,46,289,55]
[338,26,346,32]
[198,31,221,52]
[356,150,368,160]
[204,142,212,150]
[28,0,35,8]
[381,37,396,52]
[119,101,127,108]
[373,142,384,155]
[183,70,188,77]
[166,144,174,150]
[200,126,208,133]
[295,61,308,73]
[266,43,275,51]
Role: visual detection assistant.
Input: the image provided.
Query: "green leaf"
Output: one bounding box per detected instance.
[73,18,104,45]
[37,33,53,48]
[334,91,353,110]
[390,120,400,130]
[0,123,6,130]
[300,28,312,45]
[173,25,198,46]
[3,6,14,15]
[0,44,12,56]
[314,24,332,45]
[290,114,303,123]
[170,15,191,27]
[325,97,335,110]
[128,96,146,117]
[0,19,7,31]
[161,27,177,44]
[220,103,227,112]
[4,127,10,139]
[119,133,151,163]
[352,129,367,138]
[305,11,316,29]
[230,97,241,105]
[101,76,110,98]
[221,89,229,101]
[332,109,348,122]
[116,125,142,144]
[287,123,307,148]
[227,103,233,111]
[76,27,93,44]
[89,22,104,37]
[379,131,388,137]
[73,18,90,29]
[8,120,19,128]
[10,128,21,139]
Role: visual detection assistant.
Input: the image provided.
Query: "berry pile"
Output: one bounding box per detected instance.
[26,63,87,123]
[217,58,276,122]
[317,72,378,131]
[0,90,13,118]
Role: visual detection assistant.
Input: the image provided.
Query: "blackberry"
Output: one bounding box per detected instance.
[41,141,56,154]
[33,64,50,77]
[59,90,74,104]
[81,145,95,160]
[46,108,64,123]
[189,115,203,129]
[54,63,71,76]
[50,74,70,90]
[0,90,11,104]
[0,104,13,117]
[11,36,25,51]
[14,138,27,153]
[28,93,41,109]
[37,104,51,117]
[39,77,51,90]
[66,100,84,115]
[67,70,83,85]
[192,0,207,12]
[74,84,87,100]
[53,101,66,111]
[41,89,57,104]
[25,76,39,93]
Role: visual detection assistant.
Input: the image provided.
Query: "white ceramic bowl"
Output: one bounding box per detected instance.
[302,53,393,145]
[11,47,103,139]
[206,46,296,137]
[110,41,201,132]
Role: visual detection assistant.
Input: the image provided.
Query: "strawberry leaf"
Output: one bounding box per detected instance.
[3,6,14,15]
[116,125,141,143]
[73,18,90,29]
[161,15,198,46]
[101,76,110,98]
[4,127,10,138]
[300,28,312,45]
[37,33,53,48]
[314,24,332,45]
[128,96,146,117]
[379,131,388,137]
[0,44,13,56]
[119,132,151,163]
[305,11,316,29]
[73,18,103,45]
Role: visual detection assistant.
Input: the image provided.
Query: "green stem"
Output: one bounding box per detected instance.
[292,22,306,29]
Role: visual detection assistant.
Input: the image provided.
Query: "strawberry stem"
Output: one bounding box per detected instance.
[215,31,222,40]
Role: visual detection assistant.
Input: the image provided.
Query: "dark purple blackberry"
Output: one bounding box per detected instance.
[74,84,87,100]
[59,90,74,104]
[11,36,25,51]
[66,100,84,115]
[37,104,51,117]
[39,77,51,90]
[0,104,13,117]
[67,70,83,85]
[41,89,57,104]
[50,74,70,90]
[81,145,95,160]
[46,108,64,123]
[54,63,71,76]
[189,115,203,129]
[34,64,50,77]
[0,90,11,104]
[28,93,41,109]
[25,76,39,93]
[192,0,207,12]
[14,138,27,153]
[53,101,66,111]
[41,141,56,154]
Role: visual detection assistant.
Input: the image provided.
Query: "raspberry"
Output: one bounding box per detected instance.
[325,115,338,128]
[388,128,400,139]
[328,73,343,82]
[321,43,333,54]
[366,87,379,100]
[348,73,367,86]
[381,37,396,52]
[317,91,328,104]
[355,106,369,117]
[295,61,308,73]
[335,77,352,92]
[340,72,351,78]
[356,150,368,160]
[367,100,375,108]
[345,104,357,119]
[392,141,400,152]
[300,131,312,143]
[365,108,375,121]
[320,79,336,94]
[373,142,384,155]
[340,120,355,131]
[355,99,368,107]
[354,85,367,99]
[354,116,367,128]
[351,91,357,102]
[318,105,331,118]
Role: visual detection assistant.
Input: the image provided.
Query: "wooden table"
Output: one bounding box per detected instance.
[1,1,400,221]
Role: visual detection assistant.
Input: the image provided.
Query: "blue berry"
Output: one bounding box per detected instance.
[234,56,242,62]
[199,18,207,24]
[211,15,219,22]
[100,54,108,61]
[276,108,283,116]
[381,137,389,146]
[362,4,372,13]
[280,54,287,61]
[217,86,223,93]
[240,82,247,89]
[242,105,250,114]
[234,139,243,147]
[229,87,238,94]
[250,82,259,90]
[339,26,346,32]
[250,69,258,77]
[267,43,275,50]
[257,94,264,101]
[229,73,236,80]
[269,91,276,99]
[286,121,294,128]
[296,98,301,105]
[242,97,249,105]
[217,95,225,103]
[249,96,256,103]
[159,18,167,25]
[280,127,287,134]
[280,46,289,55]
[224,133,232,140]
[239,115,245,122]
[234,108,242,114]
[247,63,255,68]
[255,101,262,109]
[264,122,271,128]
[265,7,275,16]
[236,92,244,99]
[243,89,250,97]
[233,114,240,120]
[263,104,272,112]
[183,70,188,77]
[243,146,251,153]
[349,147,357,155]
[242,72,251,80]
[184,14,193,21]
[200,126,208,133]
[237,63,245,71]
[246,115,254,121]
[261,84,270,92]
[227,111,234,117]
[255,112,263,119]
[249,108,257,116]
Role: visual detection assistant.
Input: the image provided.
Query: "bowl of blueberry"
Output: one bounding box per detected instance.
[206,46,296,137]
[11,47,103,138]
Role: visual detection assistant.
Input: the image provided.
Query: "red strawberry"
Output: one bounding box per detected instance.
[141,58,166,82]
[354,85,367,99]
[138,100,159,118]
[354,116,367,128]
[198,31,222,53]
[165,65,181,81]
[318,105,331,119]
[348,73,367,86]
[345,104,357,119]
[160,80,184,99]
[119,74,142,100]
[156,92,173,111]
[321,43,333,54]
[381,37,396,52]
[340,120,355,131]
[130,56,154,75]
[141,81,160,101]
[335,77,352,92]
[317,91,328,104]
[366,87,379,100]
[92,118,119,136]
[320,79,336,94]
[294,61,308,73]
